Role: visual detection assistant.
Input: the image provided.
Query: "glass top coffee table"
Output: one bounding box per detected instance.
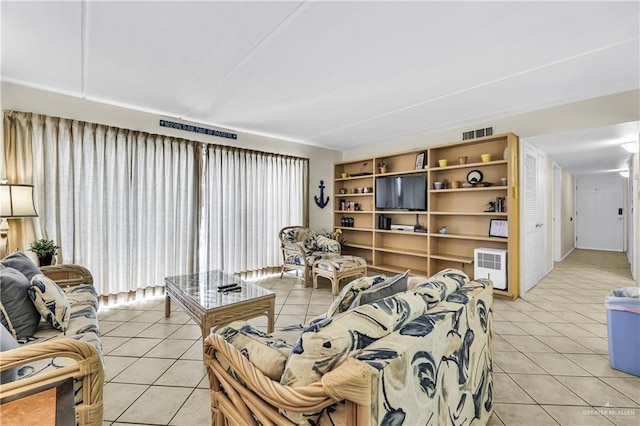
[164,270,275,339]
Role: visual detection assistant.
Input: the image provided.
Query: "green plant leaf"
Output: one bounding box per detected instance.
[27,239,59,257]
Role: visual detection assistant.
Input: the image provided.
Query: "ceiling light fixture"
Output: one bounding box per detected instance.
[619,171,629,178]
[621,142,638,153]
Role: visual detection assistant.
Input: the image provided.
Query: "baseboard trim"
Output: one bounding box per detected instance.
[560,247,575,262]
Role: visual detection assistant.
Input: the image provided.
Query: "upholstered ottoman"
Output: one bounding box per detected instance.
[312,255,367,295]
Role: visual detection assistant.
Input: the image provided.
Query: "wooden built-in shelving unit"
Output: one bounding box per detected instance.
[334,132,520,299]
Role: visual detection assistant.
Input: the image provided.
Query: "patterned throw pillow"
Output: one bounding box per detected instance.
[0,265,42,340]
[0,251,42,281]
[411,268,469,307]
[284,228,318,252]
[314,235,340,253]
[348,270,410,310]
[28,274,70,332]
[217,322,293,381]
[282,290,430,388]
[326,275,387,317]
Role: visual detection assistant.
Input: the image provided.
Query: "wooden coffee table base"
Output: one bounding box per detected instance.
[165,283,275,340]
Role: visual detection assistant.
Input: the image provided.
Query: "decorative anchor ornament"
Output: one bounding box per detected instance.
[314,180,330,209]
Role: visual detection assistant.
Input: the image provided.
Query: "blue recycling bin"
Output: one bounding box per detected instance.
[606,287,640,376]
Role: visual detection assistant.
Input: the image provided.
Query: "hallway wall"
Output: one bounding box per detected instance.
[561,169,576,259]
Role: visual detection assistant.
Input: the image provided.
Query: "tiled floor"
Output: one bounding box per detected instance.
[99,249,639,425]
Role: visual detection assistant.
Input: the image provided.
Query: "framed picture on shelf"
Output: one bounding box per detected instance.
[489,219,508,238]
[415,152,425,170]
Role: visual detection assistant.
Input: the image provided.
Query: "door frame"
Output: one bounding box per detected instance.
[553,163,562,262]
[520,140,552,297]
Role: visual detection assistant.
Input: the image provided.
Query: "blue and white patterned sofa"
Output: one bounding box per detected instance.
[279,226,341,286]
[0,264,104,426]
[204,268,493,425]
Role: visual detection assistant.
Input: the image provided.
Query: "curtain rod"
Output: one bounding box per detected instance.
[4,110,309,163]
[205,144,308,162]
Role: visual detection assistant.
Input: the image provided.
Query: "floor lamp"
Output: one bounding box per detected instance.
[0,182,38,259]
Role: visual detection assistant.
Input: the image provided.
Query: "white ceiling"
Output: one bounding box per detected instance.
[1,1,639,171]
[527,121,639,175]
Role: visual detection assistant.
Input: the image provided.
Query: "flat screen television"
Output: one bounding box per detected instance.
[375,175,427,210]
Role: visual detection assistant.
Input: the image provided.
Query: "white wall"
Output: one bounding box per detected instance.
[560,169,576,259]
[544,156,554,274]
[342,89,640,160]
[1,82,342,232]
[631,148,639,281]
[341,89,637,289]
[4,83,637,261]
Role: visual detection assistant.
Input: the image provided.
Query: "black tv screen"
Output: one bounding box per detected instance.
[375,175,427,210]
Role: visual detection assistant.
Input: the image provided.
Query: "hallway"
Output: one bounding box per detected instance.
[490,249,639,425]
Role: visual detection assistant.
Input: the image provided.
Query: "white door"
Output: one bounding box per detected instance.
[536,150,547,280]
[522,142,548,296]
[522,143,538,293]
[576,174,625,251]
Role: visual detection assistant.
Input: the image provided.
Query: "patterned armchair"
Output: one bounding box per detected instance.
[204,269,494,425]
[279,226,341,286]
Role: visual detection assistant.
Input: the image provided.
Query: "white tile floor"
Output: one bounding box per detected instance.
[99,249,639,425]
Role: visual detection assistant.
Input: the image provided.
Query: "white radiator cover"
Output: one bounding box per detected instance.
[474,248,507,290]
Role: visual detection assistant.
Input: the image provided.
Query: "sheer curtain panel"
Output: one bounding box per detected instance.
[201,145,307,275]
[4,110,308,302]
[5,111,200,304]
[2,111,37,251]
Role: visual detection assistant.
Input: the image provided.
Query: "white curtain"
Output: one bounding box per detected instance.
[4,110,308,301]
[2,111,37,252]
[201,145,307,275]
[27,114,200,303]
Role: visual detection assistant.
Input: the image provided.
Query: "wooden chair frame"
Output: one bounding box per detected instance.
[279,226,341,287]
[313,259,367,295]
[279,226,310,283]
[204,333,371,426]
[0,339,104,426]
[0,264,103,426]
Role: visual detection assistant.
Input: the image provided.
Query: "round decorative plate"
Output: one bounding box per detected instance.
[466,169,483,185]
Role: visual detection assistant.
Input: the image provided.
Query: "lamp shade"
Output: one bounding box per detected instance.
[0,184,38,218]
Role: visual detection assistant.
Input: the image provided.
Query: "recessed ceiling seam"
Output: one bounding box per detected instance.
[305,37,640,141]
[179,0,311,119]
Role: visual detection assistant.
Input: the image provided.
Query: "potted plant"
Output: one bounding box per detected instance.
[28,239,59,266]
[378,160,390,174]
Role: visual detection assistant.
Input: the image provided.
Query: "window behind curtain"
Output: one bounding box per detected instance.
[32,116,201,303]
[4,111,308,302]
[199,144,308,276]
